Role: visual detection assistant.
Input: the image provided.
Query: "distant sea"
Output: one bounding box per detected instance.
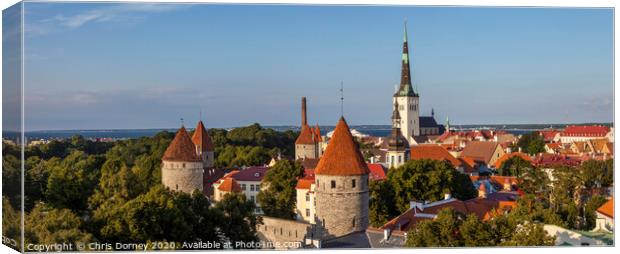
[4,123,612,141]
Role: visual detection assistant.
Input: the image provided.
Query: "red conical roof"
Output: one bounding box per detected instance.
[315,117,370,176]
[192,120,214,152]
[295,124,316,145]
[162,126,202,162]
[314,124,323,142]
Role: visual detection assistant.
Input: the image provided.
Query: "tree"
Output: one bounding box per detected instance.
[500,222,555,246]
[369,180,397,227]
[583,195,607,231]
[580,159,613,189]
[2,197,21,251]
[215,193,260,247]
[498,156,533,177]
[25,204,94,248]
[388,159,476,212]
[517,132,545,155]
[460,214,493,246]
[257,160,304,219]
[405,208,463,247]
[46,150,105,211]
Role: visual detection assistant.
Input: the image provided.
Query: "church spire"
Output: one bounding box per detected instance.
[395,20,417,98]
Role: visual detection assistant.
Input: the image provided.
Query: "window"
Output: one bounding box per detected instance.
[352,179,356,188]
[306,209,310,217]
[352,216,356,227]
[250,196,255,203]
[241,184,246,191]
[250,184,255,191]
[306,193,310,202]
[182,163,186,168]
[331,180,336,189]
[398,155,402,163]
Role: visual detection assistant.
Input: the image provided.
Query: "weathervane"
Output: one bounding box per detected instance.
[180,118,184,127]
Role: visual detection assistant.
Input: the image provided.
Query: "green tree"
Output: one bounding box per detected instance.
[405,208,463,247]
[257,160,304,219]
[215,193,259,247]
[388,159,476,212]
[460,214,494,246]
[498,156,532,177]
[2,197,21,251]
[500,222,555,246]
[46,150,105,211]
[517,132,545,155]
[25,204,93,248]
[580,159,613,189]
[368,180,397,227]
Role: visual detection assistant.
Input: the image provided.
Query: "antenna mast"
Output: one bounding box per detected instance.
[340,81,344,117]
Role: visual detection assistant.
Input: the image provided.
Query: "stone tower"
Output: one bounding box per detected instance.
[295,97,322,160]
[161,126,204,194]
[393,22,420,144]
[315,117,370,239]
[191,120,215,169]
[386,100,410,168]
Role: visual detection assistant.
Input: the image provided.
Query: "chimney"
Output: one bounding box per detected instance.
[444,193,452,200]
[478,182,488,198]
[301,97,308,126]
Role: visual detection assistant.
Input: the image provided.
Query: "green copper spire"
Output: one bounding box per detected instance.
[395,20,417,97]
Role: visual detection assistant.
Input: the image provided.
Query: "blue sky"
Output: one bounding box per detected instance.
[19,3,613,130]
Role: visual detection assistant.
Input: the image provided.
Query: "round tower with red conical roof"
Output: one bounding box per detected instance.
[161,126,204,194]
[192,120,215,169]
[314,117,370,239]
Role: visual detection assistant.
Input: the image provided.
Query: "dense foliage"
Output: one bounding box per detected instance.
[257,160,305,219]
[368,159,477,226]
[2,123,293,251]
[405,208,556,247]
[516,132,545,155]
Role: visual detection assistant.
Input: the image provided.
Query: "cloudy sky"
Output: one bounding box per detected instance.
[16,3,613,130]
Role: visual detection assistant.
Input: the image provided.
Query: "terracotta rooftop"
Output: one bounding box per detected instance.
[295,124,317,145]
[597,197,613,219]
[410,145,461,168]
[561,125,610,137]
[192,120,215,152]
[367,163,387,181]
[162,126,202,162]
[217,177,242,193]
[315,117,370,176]
[295,176,315,190]
[314,124,323,142]
[461,141,500,165]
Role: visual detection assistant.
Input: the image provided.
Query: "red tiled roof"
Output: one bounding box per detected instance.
[295,124,317,145]
[295,176,315,190]
[461,141,500,165]
[231,166,269,182]
[493,152,532,169]
[192,120,214,152]
[538,130,560,141]
[597,197,613,219]
[315,117,370,176]
[162,126,202,162]
[532,153,582,167]
[314,124,323,142]
[300,158,320,170]
[410,145,462,168]
[217,177,242,193]
[367,163,387,181]
[561,125,610,137]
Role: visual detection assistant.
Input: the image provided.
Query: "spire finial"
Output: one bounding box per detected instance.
[404,18,408,43]
[180,118,184,127]
[340,81,344,117]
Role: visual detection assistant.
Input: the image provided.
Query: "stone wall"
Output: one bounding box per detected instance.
[295,144,318,160]
[161,161,204,194]
[315,174,369,239]
[257,216,319,249]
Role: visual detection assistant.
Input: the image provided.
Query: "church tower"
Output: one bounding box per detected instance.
[161,126,204,194]
[393,22,420,144]
[192,120,215,169]
[315,117,370,239]
[386,100,410,168]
